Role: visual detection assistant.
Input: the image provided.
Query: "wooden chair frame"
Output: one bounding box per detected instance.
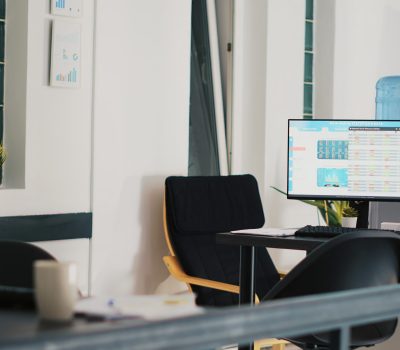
[162,196,286,350]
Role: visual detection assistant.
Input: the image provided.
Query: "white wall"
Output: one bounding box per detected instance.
[232,0,313,227]
[232,0,317,271]
[263,0,316,228]
[316,0,400,118]
[1,0,94,214]
[232,0,400,274]
[0,0,95,294]
[314,0,335,119]
[320,2,400,348]
[231,0,268,189]
[264,0,318,270]
[91,0,191,296]
[4,0,28,187]
[0,0,191,297]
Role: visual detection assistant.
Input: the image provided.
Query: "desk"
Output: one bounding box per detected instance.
[216,233,327,304]
[216,232,328,350]
[0,309,147,349]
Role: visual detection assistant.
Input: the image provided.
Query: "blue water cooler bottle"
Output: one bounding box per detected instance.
[376,76,400,119]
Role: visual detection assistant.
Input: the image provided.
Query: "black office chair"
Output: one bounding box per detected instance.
[163,174,287,350]
[263,230,400,350]
[164,174,280,307]
[0,240,55,308]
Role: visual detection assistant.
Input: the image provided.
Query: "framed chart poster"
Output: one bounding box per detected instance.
[51,0,82,17]
[50,20,81,88]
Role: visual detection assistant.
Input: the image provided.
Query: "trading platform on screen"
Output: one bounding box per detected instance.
[288,119,400,201]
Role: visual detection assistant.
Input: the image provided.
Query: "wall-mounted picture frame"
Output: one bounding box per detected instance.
[51,0,82,18]
[50,20,81,88]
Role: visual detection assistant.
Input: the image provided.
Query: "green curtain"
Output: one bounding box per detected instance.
[188,0,220,176]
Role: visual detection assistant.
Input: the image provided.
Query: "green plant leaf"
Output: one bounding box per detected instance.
[270,186,287,196]
[0,144,6,166]
[270,186,342,226]
[342,206,358,217]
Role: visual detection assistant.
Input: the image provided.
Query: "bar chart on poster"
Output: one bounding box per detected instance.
[50,20,81,88]
[51,0,82,17]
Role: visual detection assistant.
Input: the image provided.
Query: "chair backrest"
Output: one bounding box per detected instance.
[165,175,280,306]
[264,230,400,348]
[0,241,55,308]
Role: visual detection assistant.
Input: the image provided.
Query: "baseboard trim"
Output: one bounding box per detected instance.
[0,213,92,242]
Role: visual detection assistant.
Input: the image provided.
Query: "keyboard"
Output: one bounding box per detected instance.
[295,225,360,238]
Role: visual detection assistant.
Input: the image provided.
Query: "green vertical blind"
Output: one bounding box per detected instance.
[188,0,220,176]
[303,0,314,119]
[0,0,5,183]
[0,0,4,107]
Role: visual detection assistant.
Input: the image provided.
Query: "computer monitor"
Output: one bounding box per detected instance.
[287,119,400,201]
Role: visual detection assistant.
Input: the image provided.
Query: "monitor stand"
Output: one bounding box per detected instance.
[350,201,369,229]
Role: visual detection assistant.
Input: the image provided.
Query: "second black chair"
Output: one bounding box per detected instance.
[0,241,55,308]
[264,230,400,349]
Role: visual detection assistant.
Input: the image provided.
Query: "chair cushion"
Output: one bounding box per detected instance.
[166,175,265,235]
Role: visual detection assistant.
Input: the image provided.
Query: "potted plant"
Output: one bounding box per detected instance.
[271,187,358,227]
[0,144,5,167]
[0,144,6,184]
[341,205,358,228]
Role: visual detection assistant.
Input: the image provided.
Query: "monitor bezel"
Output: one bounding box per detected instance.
[287,118,400,202]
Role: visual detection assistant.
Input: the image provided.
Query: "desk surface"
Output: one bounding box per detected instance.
[0,309,147,349]
[216,232,327,252]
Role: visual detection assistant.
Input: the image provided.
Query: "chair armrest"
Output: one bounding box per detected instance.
[163,256,240,294]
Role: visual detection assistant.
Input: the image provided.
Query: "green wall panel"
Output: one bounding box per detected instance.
[0,64,3,105]
[0,213,92,242]
[0,22,4,62]
[304,52,313,83]
[306,0,314,20]
[0,108,2,139]
[305,22,313,52]
[0,0,5,20]
[304,84,313,115]
[304,0,314,119]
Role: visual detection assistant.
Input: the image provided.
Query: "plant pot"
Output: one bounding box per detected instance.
[342,217,358,228]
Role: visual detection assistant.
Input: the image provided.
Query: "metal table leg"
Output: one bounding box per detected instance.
[238,245,256,350]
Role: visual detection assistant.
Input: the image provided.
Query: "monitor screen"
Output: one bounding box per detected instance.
[287,119,400,201]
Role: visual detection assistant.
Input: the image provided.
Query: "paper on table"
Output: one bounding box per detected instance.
[232,227,297,236]
[75,293,203,321]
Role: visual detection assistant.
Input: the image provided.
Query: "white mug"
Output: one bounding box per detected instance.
[34,260,78,322]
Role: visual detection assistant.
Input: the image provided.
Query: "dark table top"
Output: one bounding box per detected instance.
[216,232,328,252]
[0,309,147,349]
